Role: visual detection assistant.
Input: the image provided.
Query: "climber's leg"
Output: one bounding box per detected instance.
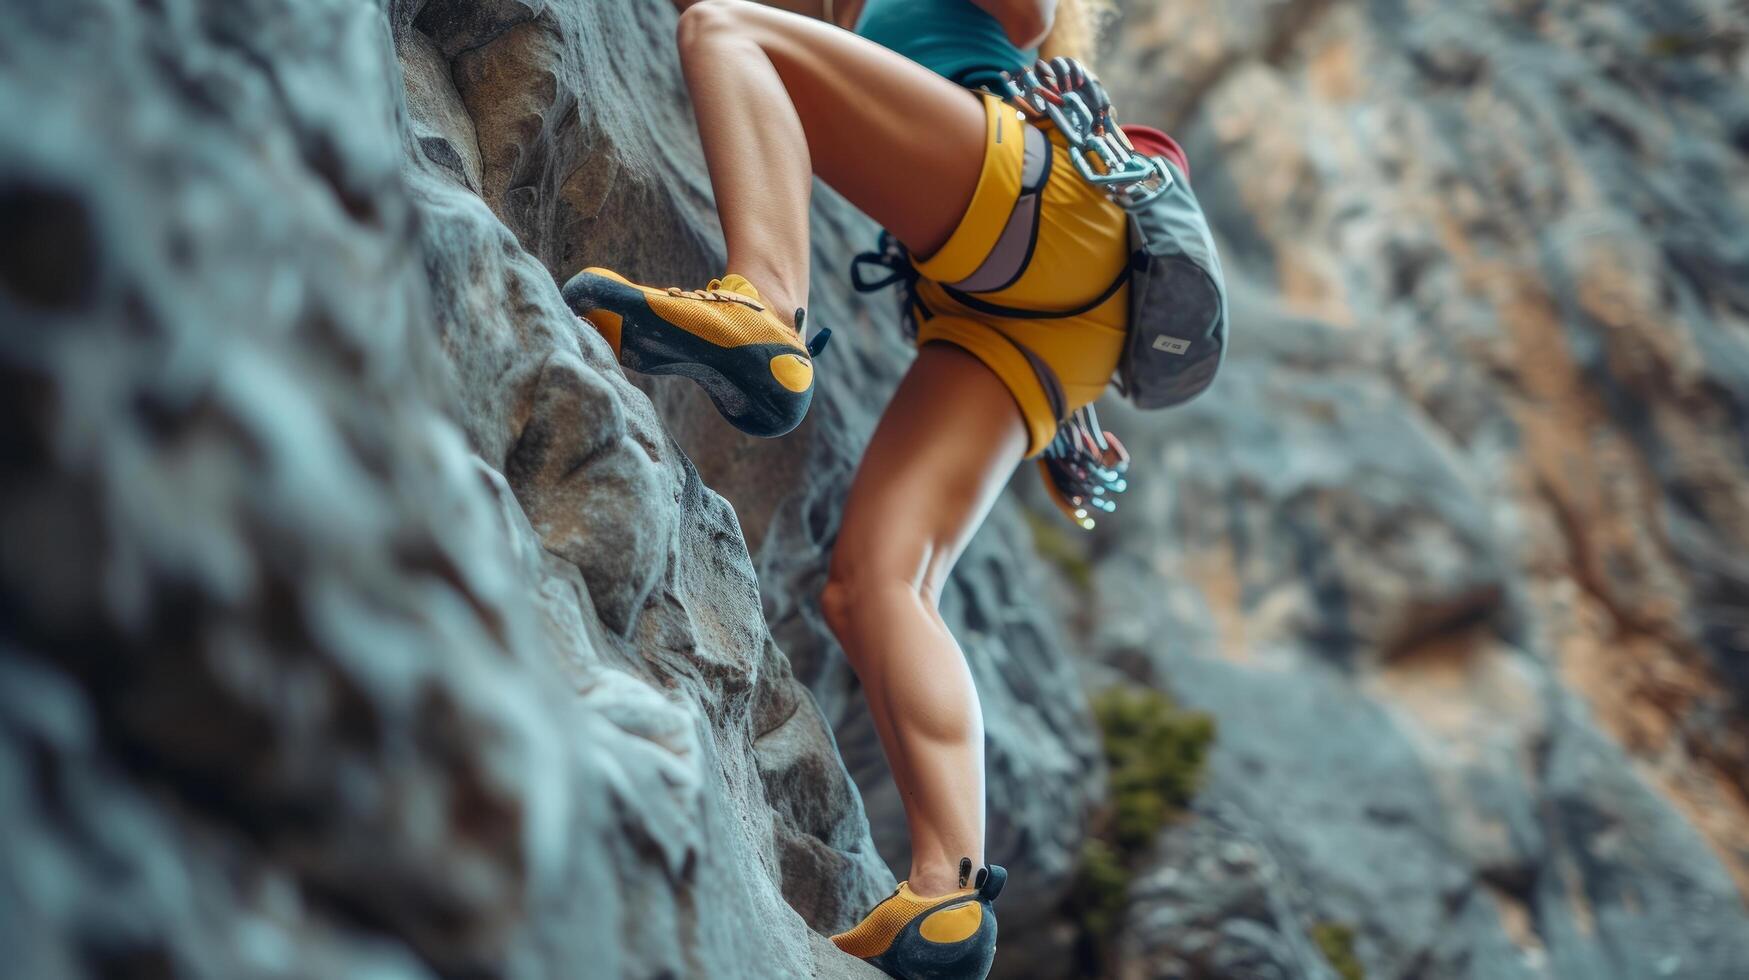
[822,342,1027,900]
[563,1,982,439]
[673,0,860,32]
[672,0,987,317]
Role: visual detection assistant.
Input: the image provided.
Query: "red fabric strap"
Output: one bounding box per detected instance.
[1120,124,1190,182]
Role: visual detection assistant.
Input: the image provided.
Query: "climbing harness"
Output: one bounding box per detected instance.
[853,57,1227,531]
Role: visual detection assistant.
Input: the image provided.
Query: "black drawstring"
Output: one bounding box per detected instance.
[851,229,930,338]
[850,230,915,292]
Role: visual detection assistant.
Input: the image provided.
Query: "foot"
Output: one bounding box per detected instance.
[562,268,826,438]
[831,865,1006,980]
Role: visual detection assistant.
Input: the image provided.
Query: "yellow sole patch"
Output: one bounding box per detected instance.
[919,902,982,944]
[770,352,813,393]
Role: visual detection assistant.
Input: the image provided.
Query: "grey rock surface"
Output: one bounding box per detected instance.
[1,0,893,977]
[6,0,1749,978]
[1057,0,1749,977]
[1116,805,1346,980]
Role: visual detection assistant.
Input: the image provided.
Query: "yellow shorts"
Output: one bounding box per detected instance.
[911,91,1132,457]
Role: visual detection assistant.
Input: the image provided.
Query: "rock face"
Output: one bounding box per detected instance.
[0,0,893,976]
[5,0,1748,978]
[1065,0,1749,977]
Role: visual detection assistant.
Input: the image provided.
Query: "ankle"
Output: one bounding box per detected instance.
[763,290,804,333]
[727,271,804,329]
[908,863,977,899]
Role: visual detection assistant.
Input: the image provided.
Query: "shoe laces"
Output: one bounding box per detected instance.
[660,278,824,353]
[665,280,824,354]
[664,280,767,311]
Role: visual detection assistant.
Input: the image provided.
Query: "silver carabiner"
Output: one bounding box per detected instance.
[998,65,1173,202]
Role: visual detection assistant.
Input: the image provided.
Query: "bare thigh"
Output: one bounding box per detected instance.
[831,342,1027,594]
[688,0,988,257]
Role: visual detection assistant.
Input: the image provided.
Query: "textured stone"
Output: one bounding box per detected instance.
[8,0,1748,977]
[0,0,890,977]
[1069,0,1749,977]
[1116,805,1346,980]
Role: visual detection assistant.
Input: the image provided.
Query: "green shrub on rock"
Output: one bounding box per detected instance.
[1065,837,1130,952]
[1095,687,1215,854]
[1311,921,1366,980]
[1067,687,1215,973]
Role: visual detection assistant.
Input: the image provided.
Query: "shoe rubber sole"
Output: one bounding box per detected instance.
[562,271,813,438]
[863,900,997,980]
[842,866,1007,980]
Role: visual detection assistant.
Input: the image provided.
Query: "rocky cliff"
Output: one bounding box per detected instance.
[2,0,1747,979]
[1,0,894,976]
[1072,0,1749,977]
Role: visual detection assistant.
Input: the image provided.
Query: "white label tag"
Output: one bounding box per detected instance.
[1152,335,1191,355]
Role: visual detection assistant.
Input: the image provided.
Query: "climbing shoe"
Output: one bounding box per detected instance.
[561,268,827,438]
[831,864,1006,980]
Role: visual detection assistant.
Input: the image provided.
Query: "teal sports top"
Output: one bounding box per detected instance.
[855,0,1037,86]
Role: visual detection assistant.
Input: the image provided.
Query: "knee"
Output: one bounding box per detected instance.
[676,0,752,52]
[820,575,856,645]
[822,572,884,679]
[820,561,946,654]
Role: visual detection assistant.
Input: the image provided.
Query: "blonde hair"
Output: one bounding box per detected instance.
[1039,0,1114,67]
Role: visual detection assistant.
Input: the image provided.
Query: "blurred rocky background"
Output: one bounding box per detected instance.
[1,0,1745,978]
[1073,1,1749,976]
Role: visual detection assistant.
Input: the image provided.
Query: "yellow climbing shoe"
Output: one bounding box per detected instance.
[831,865,1005,980]
[561,267,827,438]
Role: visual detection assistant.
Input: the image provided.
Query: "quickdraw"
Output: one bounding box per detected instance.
[1038,401,1129,531]
[993,57,1174,208]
